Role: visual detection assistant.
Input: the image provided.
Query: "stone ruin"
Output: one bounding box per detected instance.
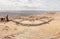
[19,17,53,26]
[0,14,53,26]
[12,15,54,26]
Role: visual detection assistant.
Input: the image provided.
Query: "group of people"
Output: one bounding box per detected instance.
[0,15,9,22]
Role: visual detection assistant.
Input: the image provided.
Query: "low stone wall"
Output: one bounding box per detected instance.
[12,17,53,26]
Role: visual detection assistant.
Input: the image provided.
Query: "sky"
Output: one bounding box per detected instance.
[0,0,60,11]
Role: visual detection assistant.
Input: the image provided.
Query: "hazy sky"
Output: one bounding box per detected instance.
[0,0,60,11]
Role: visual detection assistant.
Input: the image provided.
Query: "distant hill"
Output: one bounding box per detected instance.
[0,10,47,16]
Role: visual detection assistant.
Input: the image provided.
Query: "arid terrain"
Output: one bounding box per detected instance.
[0,12,60,39]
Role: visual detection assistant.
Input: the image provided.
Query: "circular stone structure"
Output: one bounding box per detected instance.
[13,16,53,26]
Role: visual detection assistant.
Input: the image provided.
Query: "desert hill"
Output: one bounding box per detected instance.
[0,12,60,39]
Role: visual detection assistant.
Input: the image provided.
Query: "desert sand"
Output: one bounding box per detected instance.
[0,12,60,39]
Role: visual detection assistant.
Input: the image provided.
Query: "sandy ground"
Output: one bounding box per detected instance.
[0,12,60,39]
